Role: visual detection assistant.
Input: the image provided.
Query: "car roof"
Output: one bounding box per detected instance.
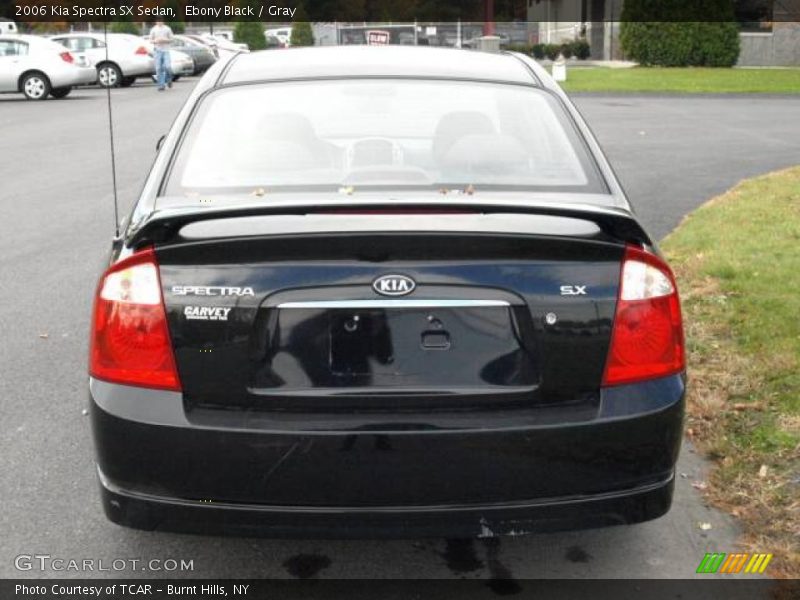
[222,46,540,87]
[51,32,117,42]
[1,34,55,44]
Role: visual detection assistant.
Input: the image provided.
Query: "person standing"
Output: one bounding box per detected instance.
[149,20,173,91]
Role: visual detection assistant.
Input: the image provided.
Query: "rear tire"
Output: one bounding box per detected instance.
[119,77,136,88]
[172,75,181,82]
[50,87,72,99]
[97,63,121,88]
[21,72,51,100]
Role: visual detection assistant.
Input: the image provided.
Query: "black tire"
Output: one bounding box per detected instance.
[21,72,51,100]
[97,62,122,88]
[172,75,181,82]
[119,77,136,88]
[50,87,72,99]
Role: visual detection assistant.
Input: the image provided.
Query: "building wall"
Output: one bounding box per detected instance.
[528,0,800,65]
[738,23,800,66]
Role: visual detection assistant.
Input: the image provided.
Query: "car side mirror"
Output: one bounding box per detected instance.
[156,134,166,152]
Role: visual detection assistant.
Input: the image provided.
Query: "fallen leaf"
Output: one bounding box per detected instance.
[692,481,708,491]
[733,402,764,411]
[699,522,713,531]
[38,333,48,339]
[758,464,768,478]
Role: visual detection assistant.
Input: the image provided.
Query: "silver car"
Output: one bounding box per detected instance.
[50,32,154,88]
[0,34,96,100]
[140,41,194,82]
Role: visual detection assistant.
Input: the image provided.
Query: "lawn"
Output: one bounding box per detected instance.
[661,166,800,578]
[561,67,800,94]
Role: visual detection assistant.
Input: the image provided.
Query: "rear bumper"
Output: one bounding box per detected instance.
[98,466,674,538]
[90,374,685,537]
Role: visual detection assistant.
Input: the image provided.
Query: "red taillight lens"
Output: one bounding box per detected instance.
[90,247,181,392]
[602,244,684,387]
[59,51,74,63]
[135,46,149,55]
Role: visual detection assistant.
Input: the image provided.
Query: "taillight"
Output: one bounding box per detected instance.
[135,46,149,55]
[90,247,181,392]
[59,51,74,63]
[602,244,684,387]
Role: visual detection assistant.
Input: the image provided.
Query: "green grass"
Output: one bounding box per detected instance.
[661,167,800,576]
[561,67,800,94]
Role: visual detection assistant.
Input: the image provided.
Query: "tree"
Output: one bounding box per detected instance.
[234,21,267,50]
[162,0,185,33]
[110,20,140,35]
[290,4,314,47]
[234,0,267,51]
[621,0,740,67]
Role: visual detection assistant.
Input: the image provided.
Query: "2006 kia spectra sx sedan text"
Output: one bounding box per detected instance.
[89,46,685,537]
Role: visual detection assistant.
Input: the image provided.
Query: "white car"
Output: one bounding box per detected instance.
[0,34,97,100]
[264,27,291,47]
[50,32,154,88]
[196,33,249,58]
[0,18,18,35]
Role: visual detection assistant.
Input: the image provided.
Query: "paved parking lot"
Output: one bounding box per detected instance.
[2,80,800,582]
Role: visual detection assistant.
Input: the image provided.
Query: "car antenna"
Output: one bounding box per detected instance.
[102,22,121,239]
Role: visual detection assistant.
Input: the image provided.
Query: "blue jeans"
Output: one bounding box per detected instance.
[154,47,171,89]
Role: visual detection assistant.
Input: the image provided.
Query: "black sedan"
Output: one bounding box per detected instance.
[89,46,685,538]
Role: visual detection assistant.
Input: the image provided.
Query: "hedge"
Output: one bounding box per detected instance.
[620,0,740,66]
[507,40,590,61]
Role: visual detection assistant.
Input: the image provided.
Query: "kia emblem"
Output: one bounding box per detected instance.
[372,274,416,297]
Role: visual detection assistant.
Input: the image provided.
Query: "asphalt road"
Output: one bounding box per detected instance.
[2,81,800,583]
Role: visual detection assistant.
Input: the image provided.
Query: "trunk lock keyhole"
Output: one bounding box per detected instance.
[426,315,444,329]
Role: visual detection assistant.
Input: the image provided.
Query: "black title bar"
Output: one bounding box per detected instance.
[2,0,799,23]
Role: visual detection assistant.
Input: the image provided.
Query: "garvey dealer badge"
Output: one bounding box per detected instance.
[184,306,231,321]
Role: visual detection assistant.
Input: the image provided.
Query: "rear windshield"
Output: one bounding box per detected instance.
[164,79,605,197]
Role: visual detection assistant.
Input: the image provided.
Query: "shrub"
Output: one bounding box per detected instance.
[290,22,314,46]
[234,21,267,51]
[531,43,545,59]
[544,44,561,60]
[621,0,740,66]
[571,39,591,60]
[110,21,139,35]
[506,43,533,55]
[290,4,314,47]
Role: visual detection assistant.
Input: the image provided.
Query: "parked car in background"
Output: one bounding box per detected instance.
[209,30,235,42]
[196,33,248,58]
[167,48,194,80]
[140,42,194,83]
[265,27,291,47]
[50,32,153,88]
[0,34,96,99]
[0,18,18,35]
[169,35,216,75]
[181,34,219,59]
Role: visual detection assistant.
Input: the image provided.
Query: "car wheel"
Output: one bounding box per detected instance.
[172,75,181,82]
[22,72,51,100]
[97,63,122,88]
[50,87,72,99]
